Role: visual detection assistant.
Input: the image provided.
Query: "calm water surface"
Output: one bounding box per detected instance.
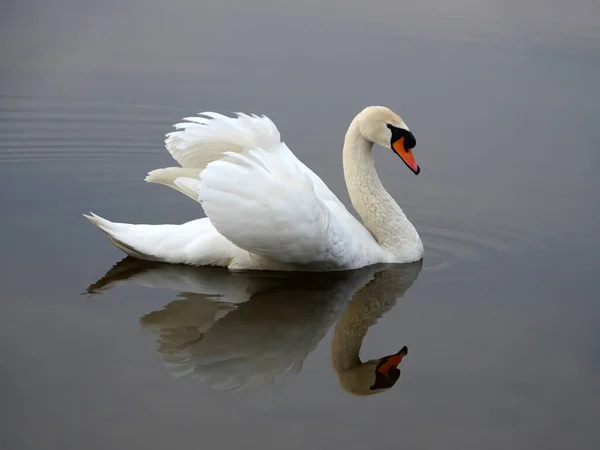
[1,1,599,449]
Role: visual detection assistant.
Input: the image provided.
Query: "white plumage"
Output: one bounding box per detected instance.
[85,106,423,270]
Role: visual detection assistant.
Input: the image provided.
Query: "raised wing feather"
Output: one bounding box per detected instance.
[164,112,282,170]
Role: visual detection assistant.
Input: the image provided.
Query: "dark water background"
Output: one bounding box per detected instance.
[1,1,599,448]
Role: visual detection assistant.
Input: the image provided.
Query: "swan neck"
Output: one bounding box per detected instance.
[342,122,419,256]
[331,304,368,373]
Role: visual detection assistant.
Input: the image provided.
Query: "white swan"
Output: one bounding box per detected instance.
[85,106,423,271]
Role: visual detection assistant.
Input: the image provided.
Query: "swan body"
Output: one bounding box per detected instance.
[85,106,423,271]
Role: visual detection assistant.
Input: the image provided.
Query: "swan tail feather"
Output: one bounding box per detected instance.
[83,213,160,261]
[83,212,126,235]
[84,213,239,266]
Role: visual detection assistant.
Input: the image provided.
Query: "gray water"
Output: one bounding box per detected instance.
[1,1,599,449]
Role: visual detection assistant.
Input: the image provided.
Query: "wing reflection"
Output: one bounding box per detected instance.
[87,259,422,395]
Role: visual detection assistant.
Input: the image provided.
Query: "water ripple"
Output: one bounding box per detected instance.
[0,95,172,164]
[412,208,555,282]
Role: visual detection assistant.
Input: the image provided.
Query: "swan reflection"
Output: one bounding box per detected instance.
[87,259,422,395]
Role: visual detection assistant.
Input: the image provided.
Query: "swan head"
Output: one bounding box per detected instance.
[338,346,408,396]
[357,106,420,175]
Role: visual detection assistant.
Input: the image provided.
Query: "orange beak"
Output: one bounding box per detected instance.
[376,346,408,376]
[392,137,420,175]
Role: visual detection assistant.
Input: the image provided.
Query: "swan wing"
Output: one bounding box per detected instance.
[147,112,345,205]
[159,112,380,268]
[195,147,340,265]
[165,112,282,170]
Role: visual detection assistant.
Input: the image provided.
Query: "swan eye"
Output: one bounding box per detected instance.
[387,124,416,151]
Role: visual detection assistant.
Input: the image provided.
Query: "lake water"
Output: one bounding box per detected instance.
[1,1,599,449]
